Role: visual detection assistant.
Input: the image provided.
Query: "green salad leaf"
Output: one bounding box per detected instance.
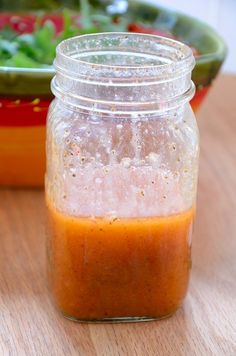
[0,0,129,68]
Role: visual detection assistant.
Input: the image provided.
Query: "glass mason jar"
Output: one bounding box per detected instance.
[46,33,199,322]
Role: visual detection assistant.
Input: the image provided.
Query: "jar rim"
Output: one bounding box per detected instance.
[53,32,195,113]
[54,32,195,84]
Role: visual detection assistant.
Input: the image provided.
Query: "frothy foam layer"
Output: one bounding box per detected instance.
[49,164,189,218]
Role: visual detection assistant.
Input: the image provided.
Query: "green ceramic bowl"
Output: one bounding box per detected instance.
[0,1,227,98]
[0,0,227,187]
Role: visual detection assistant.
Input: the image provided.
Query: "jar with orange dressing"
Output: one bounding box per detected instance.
[46,33,199,322]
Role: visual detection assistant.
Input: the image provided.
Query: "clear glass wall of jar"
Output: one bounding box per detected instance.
[46,33,199,322]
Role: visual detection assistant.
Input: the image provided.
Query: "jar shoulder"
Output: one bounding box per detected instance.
[47,101,199,153]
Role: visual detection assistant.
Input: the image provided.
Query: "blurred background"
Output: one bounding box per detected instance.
[0,0,234,72]
[148,0,235,73]
[0,0,230,187]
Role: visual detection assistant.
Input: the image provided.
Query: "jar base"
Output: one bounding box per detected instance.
[61,311,176,323]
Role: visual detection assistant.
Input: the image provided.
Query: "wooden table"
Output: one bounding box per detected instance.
[1,75,236,356]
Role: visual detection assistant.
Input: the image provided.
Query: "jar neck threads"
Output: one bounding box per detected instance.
[52,32,195,113]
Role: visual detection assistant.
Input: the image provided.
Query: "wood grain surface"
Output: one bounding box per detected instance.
[0,75,236,356]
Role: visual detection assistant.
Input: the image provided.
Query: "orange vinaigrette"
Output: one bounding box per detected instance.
[47,198,194,320]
